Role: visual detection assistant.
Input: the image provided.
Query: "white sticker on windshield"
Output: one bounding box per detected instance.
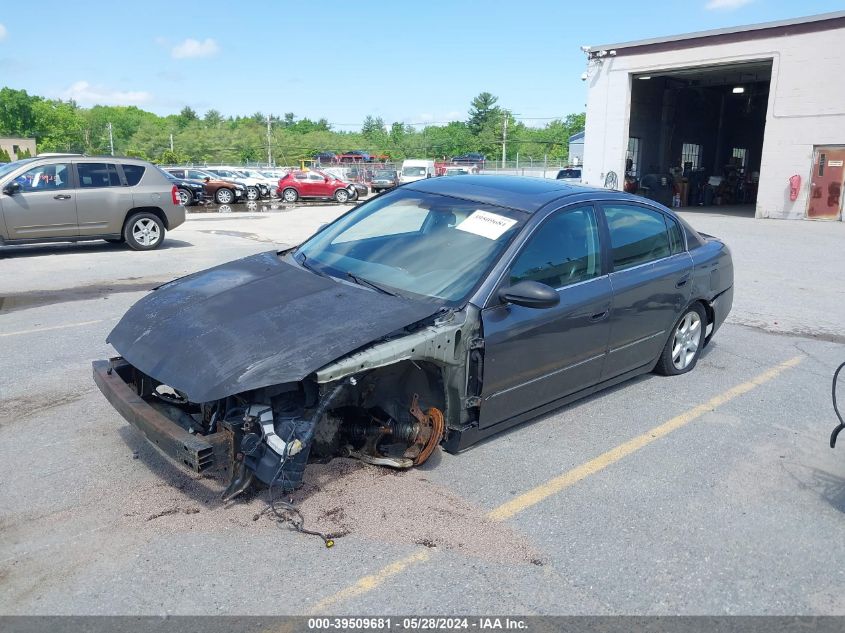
[455,210,517,240]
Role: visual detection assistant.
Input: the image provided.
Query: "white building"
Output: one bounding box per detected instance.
[582,11,845,220]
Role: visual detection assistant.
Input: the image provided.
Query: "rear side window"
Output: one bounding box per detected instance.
[604,204,671,271]
[77,163,122,188]
[121,164,146,186]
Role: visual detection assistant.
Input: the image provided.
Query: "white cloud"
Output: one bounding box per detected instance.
[0,23,7,41]
[61,81,153,106]
[705,0,753,10]
[171,38,219,59]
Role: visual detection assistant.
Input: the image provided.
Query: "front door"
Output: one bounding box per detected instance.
[479,205,612,429]
[600,203,693,379]
[0,162,78,240]
[807,146,845,219]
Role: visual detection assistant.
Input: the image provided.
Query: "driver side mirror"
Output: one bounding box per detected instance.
[498,280,559,309]
[3,181,21,195]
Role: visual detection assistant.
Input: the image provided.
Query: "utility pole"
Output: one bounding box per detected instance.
[501,115,507,166]
[169,133,174,152]
[267,114,273,166]
[107,122,114,156]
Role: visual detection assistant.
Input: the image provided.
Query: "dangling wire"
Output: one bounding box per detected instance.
[262,423,335,548]
[830,362,845,448]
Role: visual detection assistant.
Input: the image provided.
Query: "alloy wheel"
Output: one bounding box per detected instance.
[671,311,702,370]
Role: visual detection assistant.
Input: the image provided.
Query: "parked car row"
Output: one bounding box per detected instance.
[163,166,286,205]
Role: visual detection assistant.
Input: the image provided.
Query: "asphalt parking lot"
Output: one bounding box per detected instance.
[2,201,845,615]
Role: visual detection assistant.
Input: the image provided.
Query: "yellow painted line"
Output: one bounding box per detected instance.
[307,550,432,614]
[487,354,804,522]
[0,318,113,338]
[306,354,803,612]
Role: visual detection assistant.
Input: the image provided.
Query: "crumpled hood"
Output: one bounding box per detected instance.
[107,251,438,402]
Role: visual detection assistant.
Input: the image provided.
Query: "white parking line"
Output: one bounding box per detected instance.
[0,318,115,338]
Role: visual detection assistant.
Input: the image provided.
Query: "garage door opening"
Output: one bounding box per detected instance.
[626,60,772,213]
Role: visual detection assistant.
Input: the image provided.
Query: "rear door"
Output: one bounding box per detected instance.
[807,146,845,219]
[74,161,132,235]
[479,204,612,428]
[0,161,78,240]
[600,202,693,379]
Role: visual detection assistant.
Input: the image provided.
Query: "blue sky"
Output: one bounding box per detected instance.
[0,0,841,129]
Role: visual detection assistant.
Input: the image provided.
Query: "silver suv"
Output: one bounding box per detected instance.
[0,155,185,251]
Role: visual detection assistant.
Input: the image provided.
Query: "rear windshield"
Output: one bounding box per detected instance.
[122,164,146,186]
[403,167,426,177]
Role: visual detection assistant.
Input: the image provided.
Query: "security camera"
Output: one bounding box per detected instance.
[581,72,588,81]
[597,50,607,57]
[609,50,617,56]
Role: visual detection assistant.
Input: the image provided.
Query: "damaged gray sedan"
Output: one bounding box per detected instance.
[93,175,733,499]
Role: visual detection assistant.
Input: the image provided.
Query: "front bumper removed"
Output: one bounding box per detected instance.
[92,358,232,475]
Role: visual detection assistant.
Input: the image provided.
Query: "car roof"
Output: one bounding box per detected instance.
[403,174,609,213]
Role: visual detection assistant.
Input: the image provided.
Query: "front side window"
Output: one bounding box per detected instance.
[509,206,601,288]
[77,163,121,188]
[15,163,70,191]
[296,189,525,303]
[604,204,671,271]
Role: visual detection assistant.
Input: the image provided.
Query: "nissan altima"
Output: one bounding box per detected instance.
[93,175,733,499]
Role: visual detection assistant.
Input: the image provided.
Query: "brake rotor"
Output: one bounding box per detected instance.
[403,394,445,466]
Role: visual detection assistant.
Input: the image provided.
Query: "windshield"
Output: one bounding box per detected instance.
[0,158,37,180]
[403,166,426,177]
[445,169,467,176]
[157,167,178,181]
[374,170,395,179]
[295,189,525,303]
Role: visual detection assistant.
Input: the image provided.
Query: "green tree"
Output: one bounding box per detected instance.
[176,106,198,129]
[204,109,223,126]
[0,148,11,162]
[158,149,188,164]
[467,92,500,135]
[0,87,38,137]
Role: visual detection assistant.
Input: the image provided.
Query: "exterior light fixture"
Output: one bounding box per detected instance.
[639,75,652,80]
[732,86,745,94]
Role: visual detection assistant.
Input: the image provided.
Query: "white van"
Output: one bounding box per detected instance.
[400,159,436,184]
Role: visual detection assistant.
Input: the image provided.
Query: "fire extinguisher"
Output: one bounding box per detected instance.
[789,174,801,201]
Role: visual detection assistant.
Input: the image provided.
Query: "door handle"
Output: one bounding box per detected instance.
[53,194,71,200]
[590,309,610,322]
[676,274,690,288]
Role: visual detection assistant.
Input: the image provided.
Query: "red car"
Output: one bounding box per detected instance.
[277,170,358,203]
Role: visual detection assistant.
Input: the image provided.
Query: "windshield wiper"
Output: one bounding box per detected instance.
[346,272,398,297]
[297,252,327,278]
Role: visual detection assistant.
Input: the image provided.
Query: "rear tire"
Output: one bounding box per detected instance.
[654,303,707,376]
[334,189,350,203]
[124,212,165,251]
[177,188,194,206]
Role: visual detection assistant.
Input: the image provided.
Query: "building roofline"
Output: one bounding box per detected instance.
[588,10,845,55]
